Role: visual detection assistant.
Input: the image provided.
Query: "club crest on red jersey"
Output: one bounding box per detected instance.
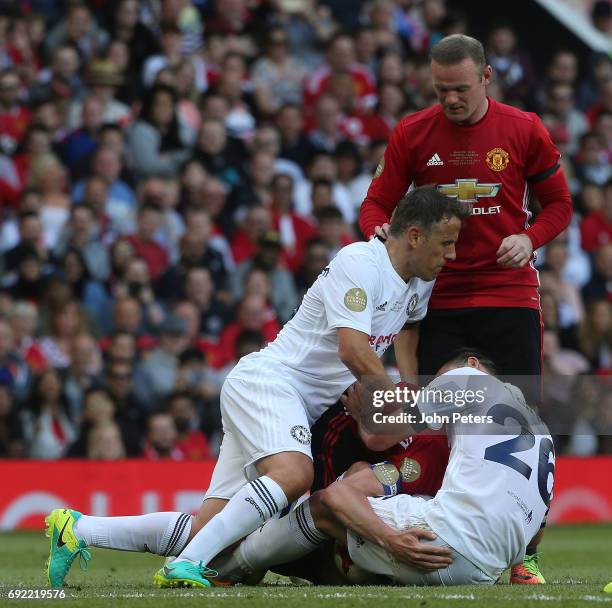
[485,147,510,172]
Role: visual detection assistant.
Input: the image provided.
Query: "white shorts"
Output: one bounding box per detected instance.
[205,361,313,500]
[347,495,495,586]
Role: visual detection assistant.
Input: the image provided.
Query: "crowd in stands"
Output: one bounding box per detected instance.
[0,0,610,461]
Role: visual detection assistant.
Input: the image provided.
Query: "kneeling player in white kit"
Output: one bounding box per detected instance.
[213,350,555,586]
[44,186,468,589]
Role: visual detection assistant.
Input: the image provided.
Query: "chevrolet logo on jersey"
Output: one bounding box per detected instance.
[437,179,501,203]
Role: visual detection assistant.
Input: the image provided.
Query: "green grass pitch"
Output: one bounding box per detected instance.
[1,525,611,607]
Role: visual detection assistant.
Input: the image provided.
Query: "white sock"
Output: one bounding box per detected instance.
[74,512,191,556]
[215,501,328,579]
[177,476,288,566]
[240,501,328,571]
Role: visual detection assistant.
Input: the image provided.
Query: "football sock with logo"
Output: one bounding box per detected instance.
[73,512,192,556]
[177,476,288,567]
[233,501,328,575]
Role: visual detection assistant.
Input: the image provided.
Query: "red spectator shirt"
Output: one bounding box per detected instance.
[580,211,612,252]
[360,98,572,310]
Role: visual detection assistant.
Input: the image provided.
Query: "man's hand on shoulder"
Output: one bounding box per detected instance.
[496,233,533,268]
[374,223,390,240]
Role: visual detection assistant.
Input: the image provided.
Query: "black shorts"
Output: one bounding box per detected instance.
[417,307,543,376]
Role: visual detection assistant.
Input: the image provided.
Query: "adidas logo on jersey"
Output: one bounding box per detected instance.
[426,153,444,166]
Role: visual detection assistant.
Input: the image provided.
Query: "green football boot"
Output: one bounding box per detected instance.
[510,552,546,584]
[153,560,215,588]
[45,508,91,588]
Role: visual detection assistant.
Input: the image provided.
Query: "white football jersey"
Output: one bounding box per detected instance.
[416,368,555,580]
[229,238,434,425]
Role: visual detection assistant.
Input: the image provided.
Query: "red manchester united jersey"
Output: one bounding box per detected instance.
[360,98,572,310]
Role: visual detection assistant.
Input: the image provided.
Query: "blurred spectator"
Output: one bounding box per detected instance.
[127,83,194,179]
[580,180,612,252]
[22,368,76,459]
[294,152,355,223]
[294,237,331,299]
[133,315,188,408]
[0,68,31,156]
[142,411,183,460]
[62,332,102,422]
[86,421,126,460]
[29,44,82,105]
[157,208,229,301]
[9,300,47,371]
[578,300,612,372]
[73,145,137,235]
[217,294,280,366]
[45,3,109,62]
[175,346,221,443]
[109,0,160,77]
[540,241,584,328]
[334,140,372,212]
[192,118,244,188]
[545,82,589,154]
[252,27,307,115]
[2,210,45,273]
[54,204,111,282]
[39,300,88,369]
[104,330,137,364]
[123,204,169,281]
[0,383,24,458]
[485,23,535,107]
[230,231,298,323]
[582,244,612,303]
[183,266,230,341]
[231,205,273,264]
[592,0,612,35]
[0,317,30,403]
[59,247,111,327]
[7,247,48,304]
[269,173,317,273]
[303,33,376,113]
[103,358,145,455]
[573,131,611,186]
[276,103,316,167]
[68,59,130,128]
[314,205,354,257]
[68,386,116,457]
[59,95,104,172]
[168,390,212,460]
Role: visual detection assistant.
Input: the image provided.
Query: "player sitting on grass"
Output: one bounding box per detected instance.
[211,350,555,586]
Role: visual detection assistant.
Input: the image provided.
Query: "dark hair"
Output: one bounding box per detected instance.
[430,34,486,74]
[138,84,183,151]
[271,173,294,188]
[314,205,343,223]
[312,177,333,190]
[168,389,195,404]
[388,186,470,237]
[235,329,264,351]
[445,347,498,375]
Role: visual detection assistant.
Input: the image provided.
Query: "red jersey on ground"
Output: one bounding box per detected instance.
[385,431,449,496]
[360,98,572,310]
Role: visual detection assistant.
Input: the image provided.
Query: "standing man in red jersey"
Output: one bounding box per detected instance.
[358,34,573,584]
